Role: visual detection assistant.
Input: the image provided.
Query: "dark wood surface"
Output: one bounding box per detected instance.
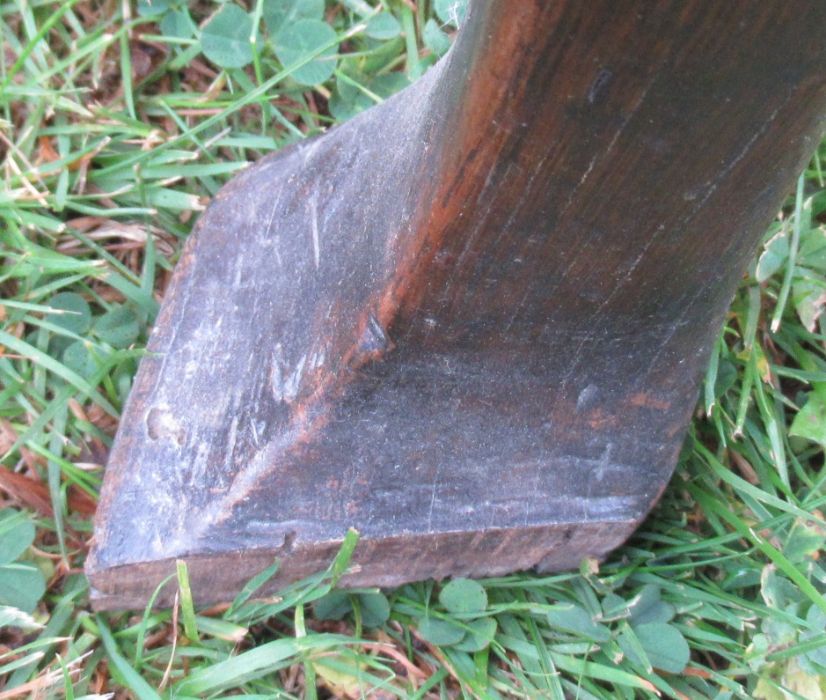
[88,0,826,609]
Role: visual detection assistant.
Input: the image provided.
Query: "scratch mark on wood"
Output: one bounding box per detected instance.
[426,463,442,533]
[262,188,285,268]
[587,67,613,104]
[310,196,320,270]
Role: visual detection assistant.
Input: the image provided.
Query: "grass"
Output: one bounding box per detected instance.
[1,1,825,697]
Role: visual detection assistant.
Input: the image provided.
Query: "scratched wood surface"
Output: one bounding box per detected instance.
[88,0,826,609]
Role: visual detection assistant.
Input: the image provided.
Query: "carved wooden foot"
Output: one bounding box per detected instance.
[87,0,826,609]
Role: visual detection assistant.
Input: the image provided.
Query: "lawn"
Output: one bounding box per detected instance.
[1,1,825,698]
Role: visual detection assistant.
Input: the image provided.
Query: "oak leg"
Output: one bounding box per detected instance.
[88,0,826,609]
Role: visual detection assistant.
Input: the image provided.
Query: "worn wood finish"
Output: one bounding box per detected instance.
[88,0,826,609]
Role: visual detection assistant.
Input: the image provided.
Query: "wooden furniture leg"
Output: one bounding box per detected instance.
[87,0,826,609]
